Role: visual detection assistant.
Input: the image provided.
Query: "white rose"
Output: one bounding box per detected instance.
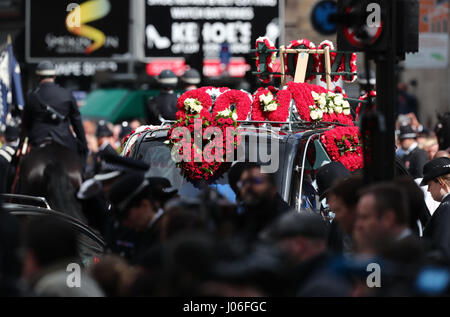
[334,95,344,106]
[232,112,238,121]
[206,88,222,98]
[343,100,350,108]
[320,92,327,97]
[318,109,324,119]
[311,91,319,100]
[191,103,203,113]
[327,92,336,98]
[318,96,327,107]
[265,94,274,104]
[328,107,334,114]
[219,109,231,117]
[343,109,351,116]
[266,103,278,112]
[335,106,343,114]
[310,110,319,121]
[328,100,335,108]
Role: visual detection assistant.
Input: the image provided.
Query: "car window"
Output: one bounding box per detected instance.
[138,139,235,202]
[11,212,104,267]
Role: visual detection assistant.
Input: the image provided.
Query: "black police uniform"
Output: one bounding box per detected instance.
[423,194,450,261]
[22,82,88,157]
[401,146,428,179]
[147,69,179,124]
[0,145,16,194]
[421,158,450,261]
[147,91,178,123]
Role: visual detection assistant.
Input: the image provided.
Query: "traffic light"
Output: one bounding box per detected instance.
[336,0,418,55]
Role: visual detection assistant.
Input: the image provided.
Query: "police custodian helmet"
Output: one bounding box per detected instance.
[158,69,178,88]
[36,60,56,77]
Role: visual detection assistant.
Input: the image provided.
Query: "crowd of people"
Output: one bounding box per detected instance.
[0,61,450,297]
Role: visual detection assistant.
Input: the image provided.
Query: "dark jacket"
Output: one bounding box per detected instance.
[423,194,450,261]
[22,82,87,156]
[0,145,16,194]
[238,193,291,241]
[401,146,428,179]
[147,91,178,124]
[290,252,352,297]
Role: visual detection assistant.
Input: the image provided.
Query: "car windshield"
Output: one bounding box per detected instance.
[137,139,236,203]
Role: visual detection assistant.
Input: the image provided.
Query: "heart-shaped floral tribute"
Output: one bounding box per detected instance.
[167,88,242,182]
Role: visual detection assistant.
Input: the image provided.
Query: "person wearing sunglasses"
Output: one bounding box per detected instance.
[421,157,450,261]
[235,163,291,241]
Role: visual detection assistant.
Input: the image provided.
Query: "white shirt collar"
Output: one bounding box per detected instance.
[442,192,450,201]
[148,208,164,229]
[404,142,418,155]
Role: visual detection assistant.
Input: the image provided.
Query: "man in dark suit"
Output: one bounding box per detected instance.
[236,163,291,241]
[398,125,428,178]
[355,183,418,256]
[421,157,450,262]
[22,61,88,162]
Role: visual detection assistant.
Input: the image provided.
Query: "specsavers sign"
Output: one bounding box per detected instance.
[26,0,130,61]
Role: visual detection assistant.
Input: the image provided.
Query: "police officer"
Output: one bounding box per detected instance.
[22,60,88,162]
[397,125,428,179]
[147,69,179,124]
[180,68,201,91]
[421,157,450,261]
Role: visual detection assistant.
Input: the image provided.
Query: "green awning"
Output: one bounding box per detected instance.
[80,89,159,124]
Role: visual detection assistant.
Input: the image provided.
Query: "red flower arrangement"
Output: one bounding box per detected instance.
[356,90,376,121]
[287,82,326,121]
[342,53,358,83]
[251,86,291,126]
[321,126,363,171]
[167,114,239,181]
[285,39,319,82]
[318,40,340,83]
[176,89,213,120]
[255,37,276,84]
[167,87,242,182]
[287,82,354,126]
[212,89,252,121]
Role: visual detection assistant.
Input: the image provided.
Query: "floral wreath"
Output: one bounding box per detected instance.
[251,86,291,127]
[321,126,364,172]
[285,39,319,82]
[167,88,240,182]
[255,37,277,84]
[317,40,339,83]
[287,82,327,122]
[286,82,354,126]
[176,89,213,120]
[310,91,354,125]
[212,89,252,121]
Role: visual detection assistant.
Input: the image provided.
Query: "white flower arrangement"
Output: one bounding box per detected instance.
[217,108,238,121]
[259,92,279,112]
[205,88,223,101]
[310,91,352,121]
[184,98,203,114]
